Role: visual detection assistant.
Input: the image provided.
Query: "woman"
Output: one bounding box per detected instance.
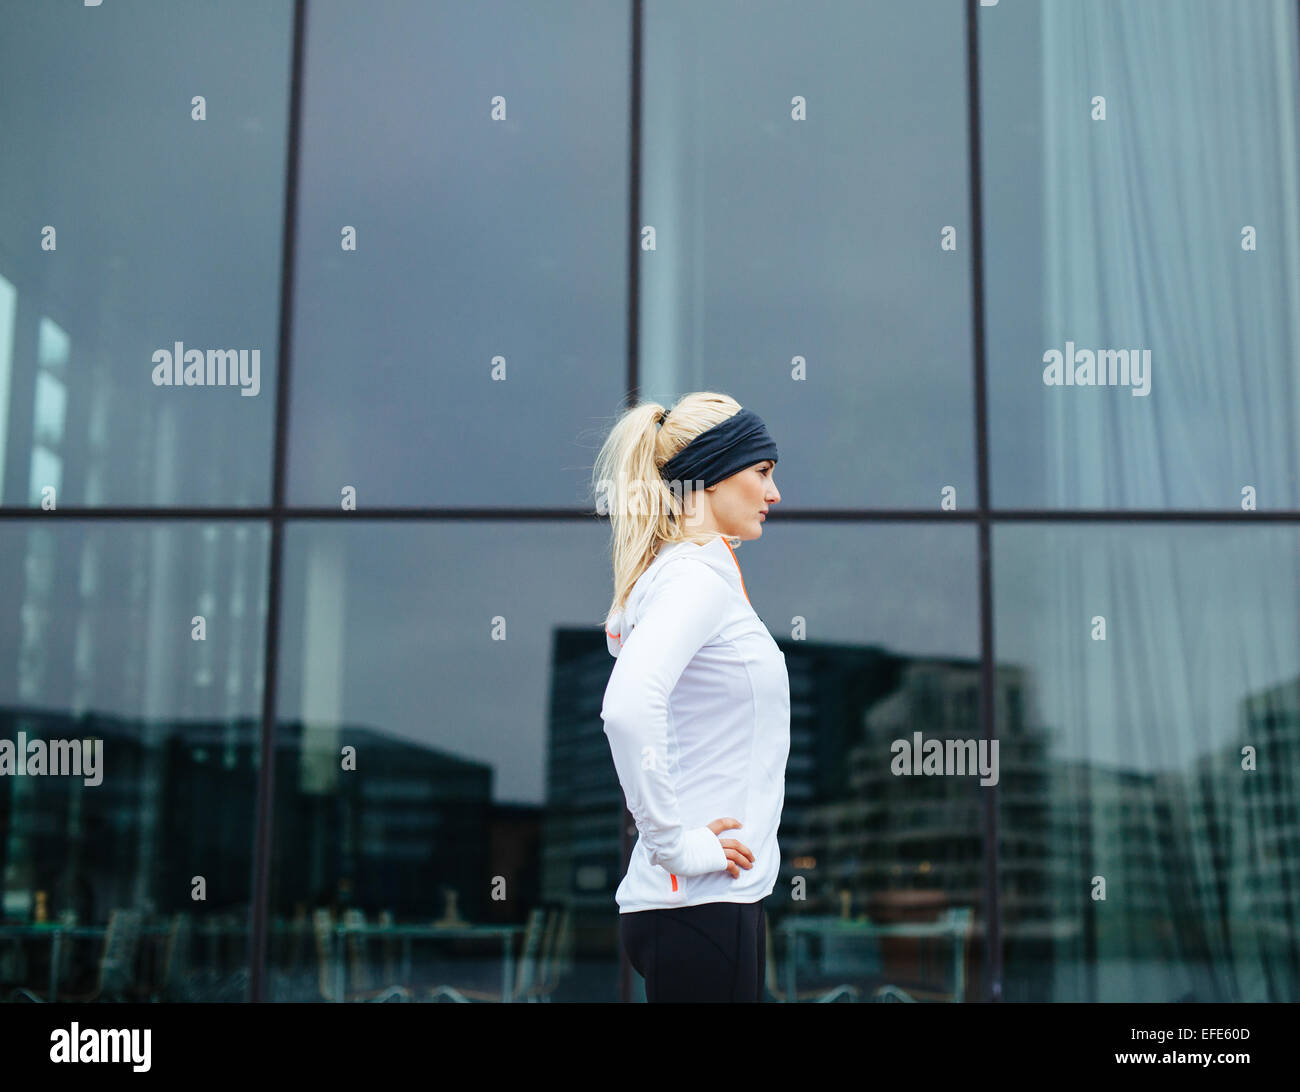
[592,391,790,1003]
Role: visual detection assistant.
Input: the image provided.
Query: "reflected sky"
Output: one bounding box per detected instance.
[981,0,1300,508]
[286,0,630,508]
[2,0,1297,516]
[636,0,976,510]
[0,0,288,506]
[995,523,1300,771]
[276,521,979,803]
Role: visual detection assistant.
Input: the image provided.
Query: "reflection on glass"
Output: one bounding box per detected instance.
[0,1,289,507]
[270,521,981,1001]
[982,0,1300,509]
[996,523,1300,1001]
[753,525,984,1003]
[639,0,974,509]
[286,0,628,508]
[270,522,606,1001]
[0,521,269,1002]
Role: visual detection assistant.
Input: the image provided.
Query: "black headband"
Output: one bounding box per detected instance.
[659,407,779,490]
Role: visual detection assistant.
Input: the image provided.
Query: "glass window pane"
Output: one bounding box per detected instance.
[639,0,975,509]
[271,521,985,1002]
[0,521,270,1002]
[271,522,615,1001]
[0,1,291,507]
[982,0,1300,509]
[995,523,1300,1001]
[759,523,986,1003]
[286,0,629,508]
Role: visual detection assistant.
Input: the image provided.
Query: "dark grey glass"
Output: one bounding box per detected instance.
[0,1,291,508]
[981,0,1300,509]
[269,520,983,1002]
[286,0,629,508]
[638,0,976,510]
[0,521,270,1002]
[270,521,615,1001]
[756,522,985,1003]
[995,523,1300,1001]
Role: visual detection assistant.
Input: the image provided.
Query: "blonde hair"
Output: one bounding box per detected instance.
[592,392,745,618]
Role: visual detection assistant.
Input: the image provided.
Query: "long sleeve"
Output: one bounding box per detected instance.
[600,561,733,877]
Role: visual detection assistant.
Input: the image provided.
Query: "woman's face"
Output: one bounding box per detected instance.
[696,459,781,541]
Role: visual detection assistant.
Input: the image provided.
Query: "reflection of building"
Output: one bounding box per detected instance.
[1230,678,1300,957]
[543,628,993,924]
[795,655,990,917]
[999,671,1300,1001]
[273,720,506,922]
[546,623,1300,1001]
[543,630,627,914]
[0,707,159,923]
[0,707,536,925]
[996,664,1054,939]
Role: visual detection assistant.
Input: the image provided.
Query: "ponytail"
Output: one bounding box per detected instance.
[591,392,743,618]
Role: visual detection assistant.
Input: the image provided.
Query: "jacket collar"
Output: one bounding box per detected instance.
[604,534,749,657]
[653,535,748,602]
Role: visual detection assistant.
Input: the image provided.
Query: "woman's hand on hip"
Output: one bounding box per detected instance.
[707,817,755,878]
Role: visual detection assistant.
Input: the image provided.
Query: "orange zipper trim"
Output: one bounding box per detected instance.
[670,873,678,891]
[719,537,751,604]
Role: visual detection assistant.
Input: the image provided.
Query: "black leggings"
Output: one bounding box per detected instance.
[620,898,766,1003]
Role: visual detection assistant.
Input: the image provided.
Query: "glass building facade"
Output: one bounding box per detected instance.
[0,0,1297,1003]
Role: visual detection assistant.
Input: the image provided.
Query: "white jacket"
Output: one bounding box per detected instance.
[601,534,791,913]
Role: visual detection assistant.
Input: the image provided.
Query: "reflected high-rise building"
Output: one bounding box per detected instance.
[3,0,1298,1007]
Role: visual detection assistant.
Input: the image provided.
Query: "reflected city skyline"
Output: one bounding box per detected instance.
[4,609,1296,1001]
[2,0,1298,1005]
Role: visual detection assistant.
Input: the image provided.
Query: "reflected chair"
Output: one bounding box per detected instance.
[873,984,917,1001]
[10,909,143,1003]
[0,929,27,985]
[544,906,575,1000]
[868,908,972,1003]
[375,909,402,987]
[427,906,545,1003]
[204,911,252,1002]
[519,906,573,1002]
[268,905,313,1001]
[764,908,972,1003]
[283,905,310,973]
[763,927,861,1002]
[342,908,412,1002]
[150,913,193,1001]
[312,908,411,1002]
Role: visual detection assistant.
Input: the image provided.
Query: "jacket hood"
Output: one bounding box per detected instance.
[604,535,748,657]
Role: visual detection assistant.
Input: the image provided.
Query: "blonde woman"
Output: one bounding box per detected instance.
[593,392,790,1003]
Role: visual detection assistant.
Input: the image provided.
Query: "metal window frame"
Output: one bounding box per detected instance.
[1,0,1295,1004]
